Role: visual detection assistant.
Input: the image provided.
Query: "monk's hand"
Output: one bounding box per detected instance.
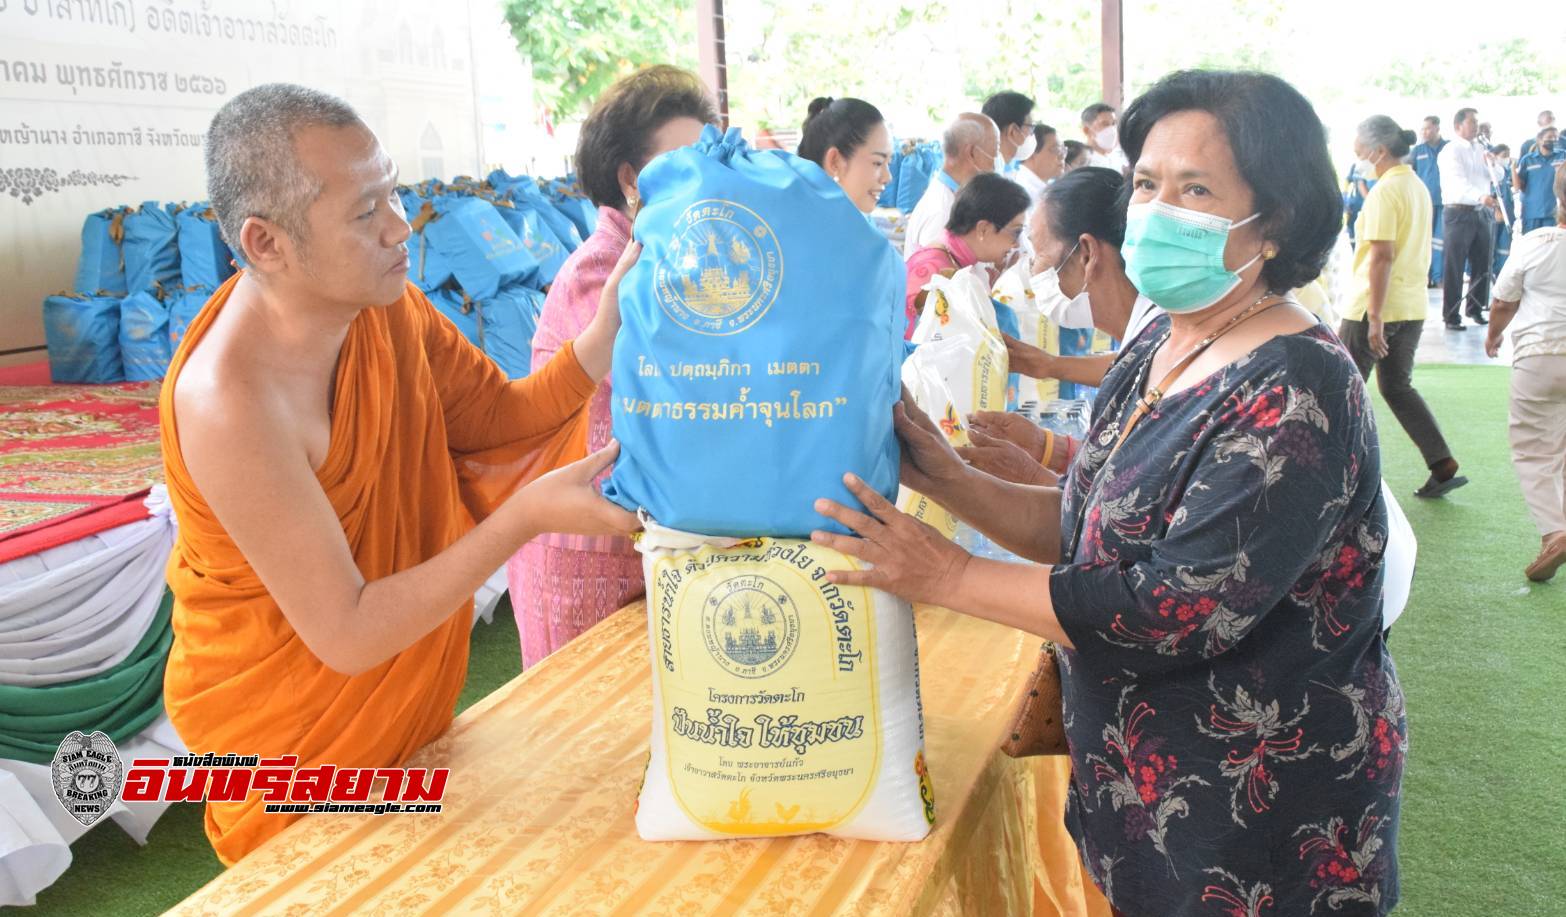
[811,473,970,607]
[574,241,642,382]
[522,441,640,536]
[967,410,1048,462]
[597,239,640,335]
[956,427,1057,486]
[894,386,969,503]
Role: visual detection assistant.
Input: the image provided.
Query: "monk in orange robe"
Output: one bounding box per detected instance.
[159,84,638,865]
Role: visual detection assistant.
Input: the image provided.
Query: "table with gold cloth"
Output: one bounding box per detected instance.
[169,603,1112,916]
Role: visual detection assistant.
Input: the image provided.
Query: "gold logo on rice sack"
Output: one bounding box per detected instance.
[655,199,782,336]
[703,574,801,679]
[652,539,883,836]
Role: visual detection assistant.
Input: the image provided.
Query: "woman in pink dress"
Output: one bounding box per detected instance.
[509,66,717,667]
[902,172,1031,337]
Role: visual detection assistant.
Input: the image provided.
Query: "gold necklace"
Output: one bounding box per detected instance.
[1106,291,1287,457]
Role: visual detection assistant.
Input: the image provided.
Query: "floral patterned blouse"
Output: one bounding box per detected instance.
[1049,314,1406,917]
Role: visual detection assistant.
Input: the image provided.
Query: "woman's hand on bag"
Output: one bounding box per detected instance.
[574,241,641,381]
[1002,332,1055,379]
[812,473,970,607]
[957,427,1057,486]
[517,441,641,537]
[967,410,1048,462]
[894,386,971,501]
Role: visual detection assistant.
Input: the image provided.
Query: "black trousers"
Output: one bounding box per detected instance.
[1441,206,1492,324]
[1338,317,1453,467]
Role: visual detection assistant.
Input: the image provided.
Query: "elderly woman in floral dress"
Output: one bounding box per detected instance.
[814,70,1405,917]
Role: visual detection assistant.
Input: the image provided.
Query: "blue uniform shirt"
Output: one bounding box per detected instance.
[1517,147,1566,222]
[1412,139,1446,207]
[1496,164,1516,223]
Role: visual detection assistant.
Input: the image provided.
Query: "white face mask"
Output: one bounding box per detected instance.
[1094,125,1118,152]
[1030,241,1094,329]
[1014,130,1038,163]
[1354,150,1381,178]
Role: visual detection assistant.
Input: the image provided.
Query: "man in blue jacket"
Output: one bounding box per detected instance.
[1411,115,1446,286]
[1515,126,1565,234]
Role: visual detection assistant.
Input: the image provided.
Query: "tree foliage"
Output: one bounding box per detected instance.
[1371,39,1558,98]
[503,0,697,120]
[724,0,1103,134]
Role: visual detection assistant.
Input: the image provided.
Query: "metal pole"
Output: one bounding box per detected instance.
[1101,0,1124,109]
[696,0,730,127]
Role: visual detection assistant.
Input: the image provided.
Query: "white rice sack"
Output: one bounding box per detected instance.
[912,267,1009,415]
[992,260,1061,405]
[634,520,934,842]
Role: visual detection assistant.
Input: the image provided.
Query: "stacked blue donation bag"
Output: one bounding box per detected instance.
[43,172,570,384]
[395,170,592,379]
[602,124,906,537]
[45,198,238,383]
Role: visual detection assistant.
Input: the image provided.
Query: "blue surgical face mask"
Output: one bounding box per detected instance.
[1122,201,1264,314]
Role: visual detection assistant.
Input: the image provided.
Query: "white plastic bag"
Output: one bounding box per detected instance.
[634,520,934,842]
[992,261,1061,405]
[1380,482,1416,630]
[897,340,973,539]
[913,267,1009,415]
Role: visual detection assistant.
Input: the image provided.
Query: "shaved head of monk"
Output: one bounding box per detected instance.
[206,83,411,312]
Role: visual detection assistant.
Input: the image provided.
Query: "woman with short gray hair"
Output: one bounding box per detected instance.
[1340,114,1468,499]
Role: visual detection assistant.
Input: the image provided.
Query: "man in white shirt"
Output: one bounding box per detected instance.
[1437,106,1499,329]
[1080,102,1129,174]
[902,112,999,256]
[1013,124,1063,214]
[982,90,1036,166]
[1486,222,1566,581]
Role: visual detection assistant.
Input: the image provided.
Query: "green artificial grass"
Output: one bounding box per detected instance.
[23,365,1563,916]
[1368,364,1563,917]
[25,597,524,916]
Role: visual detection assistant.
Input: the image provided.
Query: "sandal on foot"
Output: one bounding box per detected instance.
[1413,474,1469,499]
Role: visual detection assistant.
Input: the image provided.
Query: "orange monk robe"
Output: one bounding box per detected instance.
[158,275,596,865]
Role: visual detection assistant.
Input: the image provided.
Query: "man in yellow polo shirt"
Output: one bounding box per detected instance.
[1339,115,1468,498]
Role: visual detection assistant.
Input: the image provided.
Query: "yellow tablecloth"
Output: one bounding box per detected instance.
[169,603,1111,916]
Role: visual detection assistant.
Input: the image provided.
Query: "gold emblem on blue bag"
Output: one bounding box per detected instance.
[656,199,782,336]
